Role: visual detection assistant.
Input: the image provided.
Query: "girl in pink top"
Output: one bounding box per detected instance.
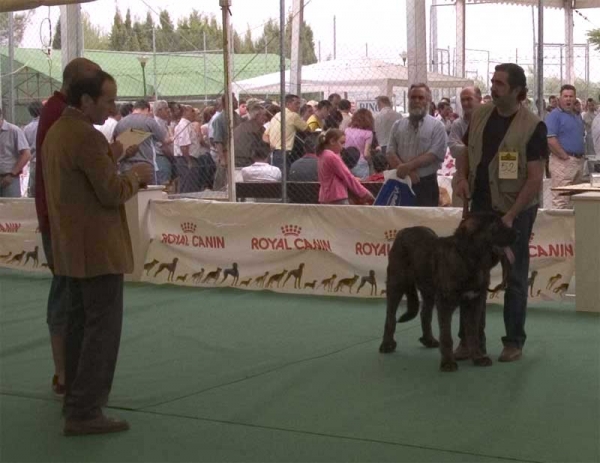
[344,108,378,179]
[317,129,375,205]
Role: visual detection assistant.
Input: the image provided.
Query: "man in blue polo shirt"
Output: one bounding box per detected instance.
[546,84,585,209]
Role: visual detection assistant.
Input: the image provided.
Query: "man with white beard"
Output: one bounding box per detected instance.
[386,83,448,206]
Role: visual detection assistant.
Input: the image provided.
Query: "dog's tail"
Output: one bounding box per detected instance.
[397,285,420,323]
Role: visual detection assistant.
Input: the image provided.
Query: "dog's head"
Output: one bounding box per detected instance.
[456,212,517,261]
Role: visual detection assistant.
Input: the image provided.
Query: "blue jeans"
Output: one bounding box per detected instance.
[351,158,370,179]
[41,232,69,336]
[120,161,158,185]
[156,155,173,185]
[0,175,21,197]
[28,161,36,197]
[470,204,538,349]
[501,206,537,348]
[272,150,292,177]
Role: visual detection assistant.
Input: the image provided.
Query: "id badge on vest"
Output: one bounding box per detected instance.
[499,151,519,179]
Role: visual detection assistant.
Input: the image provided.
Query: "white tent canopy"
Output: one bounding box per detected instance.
[0,0,95,12]
[465,0,600,7]
[233,58,474,98]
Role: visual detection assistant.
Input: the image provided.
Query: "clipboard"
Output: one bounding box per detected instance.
[116,129,152,156]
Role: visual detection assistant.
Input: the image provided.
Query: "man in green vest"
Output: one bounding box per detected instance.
[454,63,548,363]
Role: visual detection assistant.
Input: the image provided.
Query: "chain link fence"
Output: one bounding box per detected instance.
[1,1,598,203]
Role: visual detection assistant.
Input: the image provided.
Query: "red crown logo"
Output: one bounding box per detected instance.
[281,224,302,237]
[384,229,398,242]
[181,222,197,234]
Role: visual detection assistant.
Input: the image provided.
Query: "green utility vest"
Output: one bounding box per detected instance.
[467,103,541,213]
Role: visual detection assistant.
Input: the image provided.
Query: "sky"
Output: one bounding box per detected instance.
[18,0,600,82]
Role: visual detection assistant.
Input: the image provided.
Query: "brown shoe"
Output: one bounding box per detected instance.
[52,375,65,397]
[453,342,471,361]
[498,346,522,363]
[64,414,130,436]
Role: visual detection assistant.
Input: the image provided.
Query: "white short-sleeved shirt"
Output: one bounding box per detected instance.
[241,162,282,182]
[387,115,448,178]
[174,118,192,157]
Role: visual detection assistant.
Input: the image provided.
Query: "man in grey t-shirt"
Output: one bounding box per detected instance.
[374,96,402,154]
[212,94,242,190]
[0,107,31,197]
[448,86,482,206]
[113,100,168,185]
[153,100,174,185]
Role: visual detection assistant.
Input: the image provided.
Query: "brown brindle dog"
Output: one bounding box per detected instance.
[379,213,516,372]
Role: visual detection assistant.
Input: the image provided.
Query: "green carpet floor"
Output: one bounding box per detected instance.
[1,269,599,463]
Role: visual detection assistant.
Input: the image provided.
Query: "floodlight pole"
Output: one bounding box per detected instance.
[536,0,544,117]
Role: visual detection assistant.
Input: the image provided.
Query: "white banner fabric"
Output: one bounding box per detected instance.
[0,199,48,272]
[142,200,575,301]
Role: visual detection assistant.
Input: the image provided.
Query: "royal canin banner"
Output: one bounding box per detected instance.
[0,199,47,271]
[142,200,575,301]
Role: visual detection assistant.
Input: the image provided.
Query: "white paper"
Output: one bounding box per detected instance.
[116,129,152,153]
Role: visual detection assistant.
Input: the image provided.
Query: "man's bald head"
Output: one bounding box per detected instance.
[460,86,482,120]
[62,58,102,91]
[460,86,482,101]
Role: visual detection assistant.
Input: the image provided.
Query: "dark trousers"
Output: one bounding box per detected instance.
[413,173,439,207]
[458,205,538,349]
[41,232,69,335]
[64,274,124,420]
[175,157,200,193]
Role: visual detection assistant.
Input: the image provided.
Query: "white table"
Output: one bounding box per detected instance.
[571,192,600,313]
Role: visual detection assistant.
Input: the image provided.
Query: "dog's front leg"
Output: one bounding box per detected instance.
[468,294,492,367]
[419,293,439,348]
[379,283,402,353]
[437,301,458,372]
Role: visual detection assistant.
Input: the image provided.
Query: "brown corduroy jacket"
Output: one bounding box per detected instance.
[42,107,140,278]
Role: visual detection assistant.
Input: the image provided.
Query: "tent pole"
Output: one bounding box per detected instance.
[8,12,15,122]
[220,0,236,201]
[290,0,303,97]
[280,0,287,202]
[536,0,544,117]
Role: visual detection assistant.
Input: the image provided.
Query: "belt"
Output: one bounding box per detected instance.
[568,153,584,158]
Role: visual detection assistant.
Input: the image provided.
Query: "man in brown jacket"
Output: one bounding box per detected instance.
[42,70,153,435]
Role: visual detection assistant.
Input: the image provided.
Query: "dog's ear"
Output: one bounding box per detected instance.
[458,216,480,235]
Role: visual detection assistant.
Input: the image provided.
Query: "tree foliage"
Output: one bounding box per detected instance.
[0,11,32,47]
[587,29,600,51]
[53,13,109,51]
[254,16,317,65]
[47,8,317,62]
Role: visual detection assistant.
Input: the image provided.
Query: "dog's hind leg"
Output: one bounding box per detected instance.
[397,283,419,323]
[418,293,439,348]
[379,283,403,353]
